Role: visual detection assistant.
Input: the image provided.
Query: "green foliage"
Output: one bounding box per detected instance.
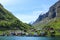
[44,18,60,36]
[0,4,31,31]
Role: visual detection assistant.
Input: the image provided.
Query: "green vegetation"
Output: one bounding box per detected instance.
[32,0,60,36]
[46,18,60,36]
[33,18,60,37]
[0,2,60,37]
[0,4,31,32]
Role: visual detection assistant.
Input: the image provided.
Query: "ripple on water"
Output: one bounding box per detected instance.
[0,36,59,40]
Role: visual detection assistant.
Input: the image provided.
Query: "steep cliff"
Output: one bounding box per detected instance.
[33,1,60,30]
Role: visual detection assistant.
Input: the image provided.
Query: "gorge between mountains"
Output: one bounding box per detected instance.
[0,0,60,37]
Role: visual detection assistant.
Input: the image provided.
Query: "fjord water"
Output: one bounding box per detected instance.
[0,36,60,40]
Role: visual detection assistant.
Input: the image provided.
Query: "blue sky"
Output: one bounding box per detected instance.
[0,0,58,23]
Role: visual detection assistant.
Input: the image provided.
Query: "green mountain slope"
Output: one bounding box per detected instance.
[33,1,60,36]
[44,18,60,36]
[0,4,31,31]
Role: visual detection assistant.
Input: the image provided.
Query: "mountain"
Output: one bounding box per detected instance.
[33,0,60,30]
[33,12,49,24]
[0,3,31,31]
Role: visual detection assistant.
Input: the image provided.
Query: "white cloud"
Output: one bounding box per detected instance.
[32,10,47,21]
[0,0,48,23]
[0,0,29,5]
[14,13,34,23]
[32,11,42,21]
[0,0,11,4]
[13,10,47,23]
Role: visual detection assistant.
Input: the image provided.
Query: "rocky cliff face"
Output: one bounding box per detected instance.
[33,1,60,28]
[33,12,49,24]
[48,0,60,18]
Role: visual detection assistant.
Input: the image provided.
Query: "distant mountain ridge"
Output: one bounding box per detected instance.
[33,0,60,29]
[33,12,49,24]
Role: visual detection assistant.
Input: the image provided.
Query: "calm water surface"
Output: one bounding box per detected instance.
[0,36,60,40]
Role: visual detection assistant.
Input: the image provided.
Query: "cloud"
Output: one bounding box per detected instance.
[14,13,34,23]
[0,0,11,4]
[0,0,53,23]
[0,0,29,6]
[32,10,47,20]
[13,10,47,23]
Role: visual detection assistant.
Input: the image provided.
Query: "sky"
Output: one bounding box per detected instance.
[0,0,58,23]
